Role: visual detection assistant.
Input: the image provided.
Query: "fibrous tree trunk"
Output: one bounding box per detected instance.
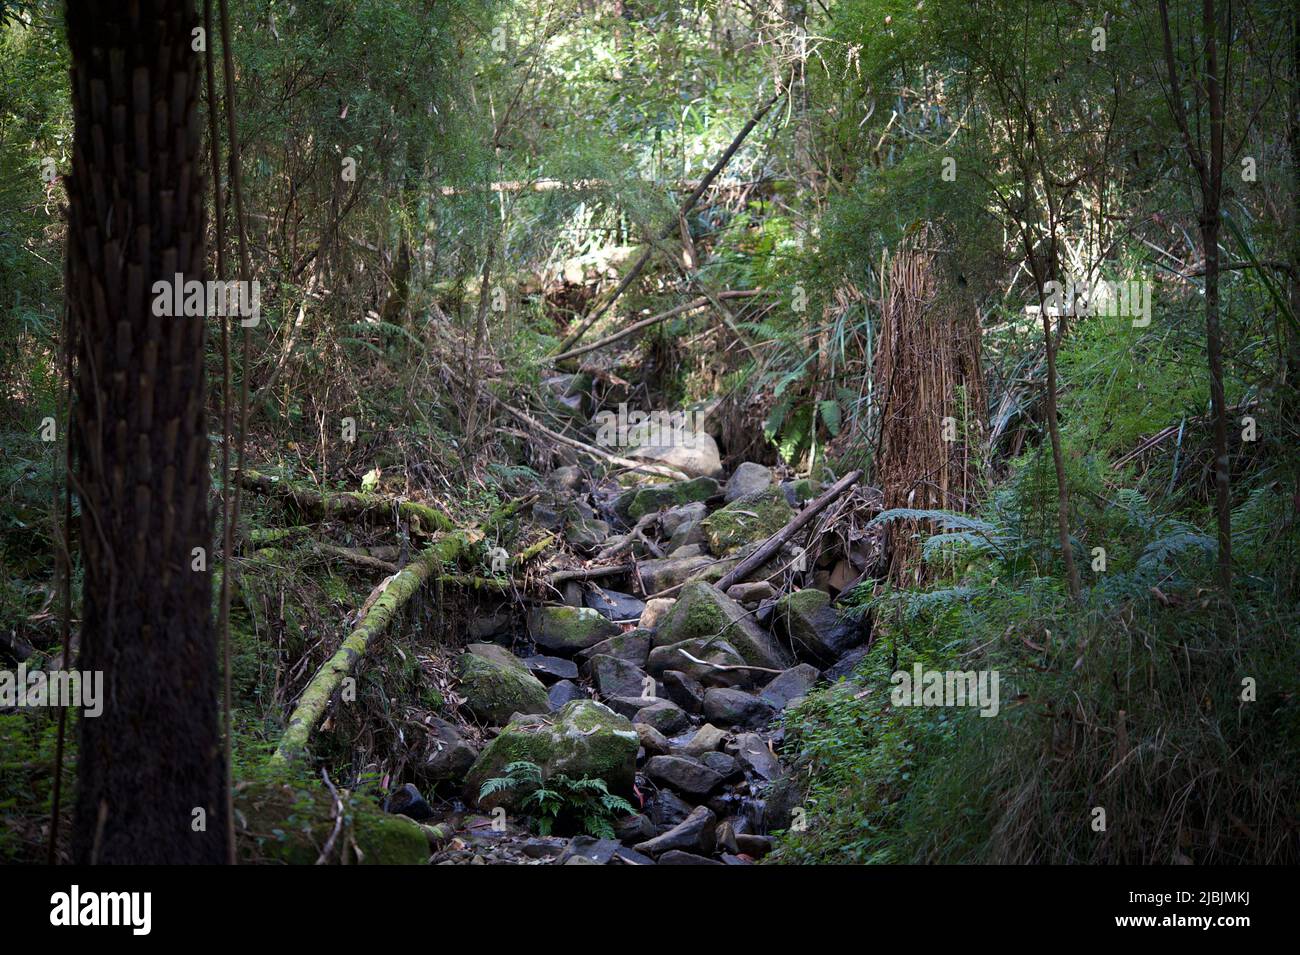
[65,0,227,863]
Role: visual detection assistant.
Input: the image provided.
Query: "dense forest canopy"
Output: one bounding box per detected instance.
[0,0,1296,871]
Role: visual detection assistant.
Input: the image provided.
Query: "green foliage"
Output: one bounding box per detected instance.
[479,760,635,838]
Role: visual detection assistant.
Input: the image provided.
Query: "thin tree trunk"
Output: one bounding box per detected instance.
[65,0,226,863]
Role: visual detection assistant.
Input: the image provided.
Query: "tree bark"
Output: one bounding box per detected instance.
[65,0,226,862]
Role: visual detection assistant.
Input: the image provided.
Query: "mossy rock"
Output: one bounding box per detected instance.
[464,700,639,810]
[653,581,794,670]
[527,605,620,653]
[702,488,795,555]
[455,643,551,725]
[235,779,428,865]
[614,476,720,521]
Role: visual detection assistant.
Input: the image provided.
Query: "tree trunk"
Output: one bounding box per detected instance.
[65,0,227,863]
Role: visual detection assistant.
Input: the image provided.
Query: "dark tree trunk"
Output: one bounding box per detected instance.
[65,0,226,863]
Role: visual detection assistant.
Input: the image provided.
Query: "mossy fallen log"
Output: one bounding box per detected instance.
[241,469,454,533]
[273,533,467,761]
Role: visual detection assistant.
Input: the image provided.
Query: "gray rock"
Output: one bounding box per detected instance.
[703,688,778,730]
[456,643,551,725]
[679,723,728,757]
[614,477,720,522]
[556,835,620,865]
[645,755,724,797]
[725,580,777,604]
[638,597,677,631]
[637,554,716,594]
[522,654,579,684]
[612,845,656,865]
[546,465,585,492]
[700,751,739,778]
[735,833,774,857]
[547,679,585,708]
[647,637,751,689]
[634,722,672,756]
[565,517,610,553]
[633,804,717,857]
[527,605,621,654]
[603,694,662,719]
[653,581,795,671]
[824,646,870,683]
[588,654,650,699]
[724,462,773,502]
[659,501,708,538]
[729,732,782,782]
[614,813,657,845]
[628,432,723,479]
[657,849,723,865]
[646,790,695,831]
[583,588,646,622]
[773,589,865,666]
[633,699,691,736]
[577,629,652,668]
[663,669,705,714]
[384,783,433,821]
[759,663,821,710]
[423,716,479,783]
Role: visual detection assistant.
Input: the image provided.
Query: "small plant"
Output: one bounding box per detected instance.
[478,761,635,838]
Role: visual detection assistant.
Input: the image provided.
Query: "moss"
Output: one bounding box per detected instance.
[235,779,428,865]
[616,476,720,520]
[455,647,550,725]
[528,605,619,652]
[464,700,639,809]
[787,478,818,505]
[654,581,795,670]
[703,487,795,555]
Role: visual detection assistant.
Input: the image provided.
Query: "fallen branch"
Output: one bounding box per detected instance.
[714,469,865,592]
[273,534,466,761]
[677,649,784,676]
[551,290,761,364]
[553,89,784,355]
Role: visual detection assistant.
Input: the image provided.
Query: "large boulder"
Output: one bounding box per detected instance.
[422,716,480,785]
[614,477,719,522]
[702,687,777,730]
[465,700,639,810]
[773,589,865,666]
[583,588,646,623]
[653,581,794,671]
[702,487,795,556]
[644,755,724,798]
[647,637,751,689]
[528,605,620,654]
[455,643,551,726]
[629,432,724,479]
[724,462,773,502]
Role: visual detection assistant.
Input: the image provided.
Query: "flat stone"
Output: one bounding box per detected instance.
[729,732,782,782]
[679,723,728,757]
[577,629,652,668]
[656,849,723,865]
[583,588,646,622]
[556,835,620,865]
[644,755,723,797]
[521,654,579,684]
[547,679,585,708]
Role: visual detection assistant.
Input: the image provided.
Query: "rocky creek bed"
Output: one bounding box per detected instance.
[369,439,881,865]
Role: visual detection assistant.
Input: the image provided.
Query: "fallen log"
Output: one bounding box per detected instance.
[273,533,466,761]
[551,290,761,364]
[713,469,865,592]
[241,470,454,533]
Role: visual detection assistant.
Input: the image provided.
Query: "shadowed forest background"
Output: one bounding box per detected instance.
[0,0,1297,865]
